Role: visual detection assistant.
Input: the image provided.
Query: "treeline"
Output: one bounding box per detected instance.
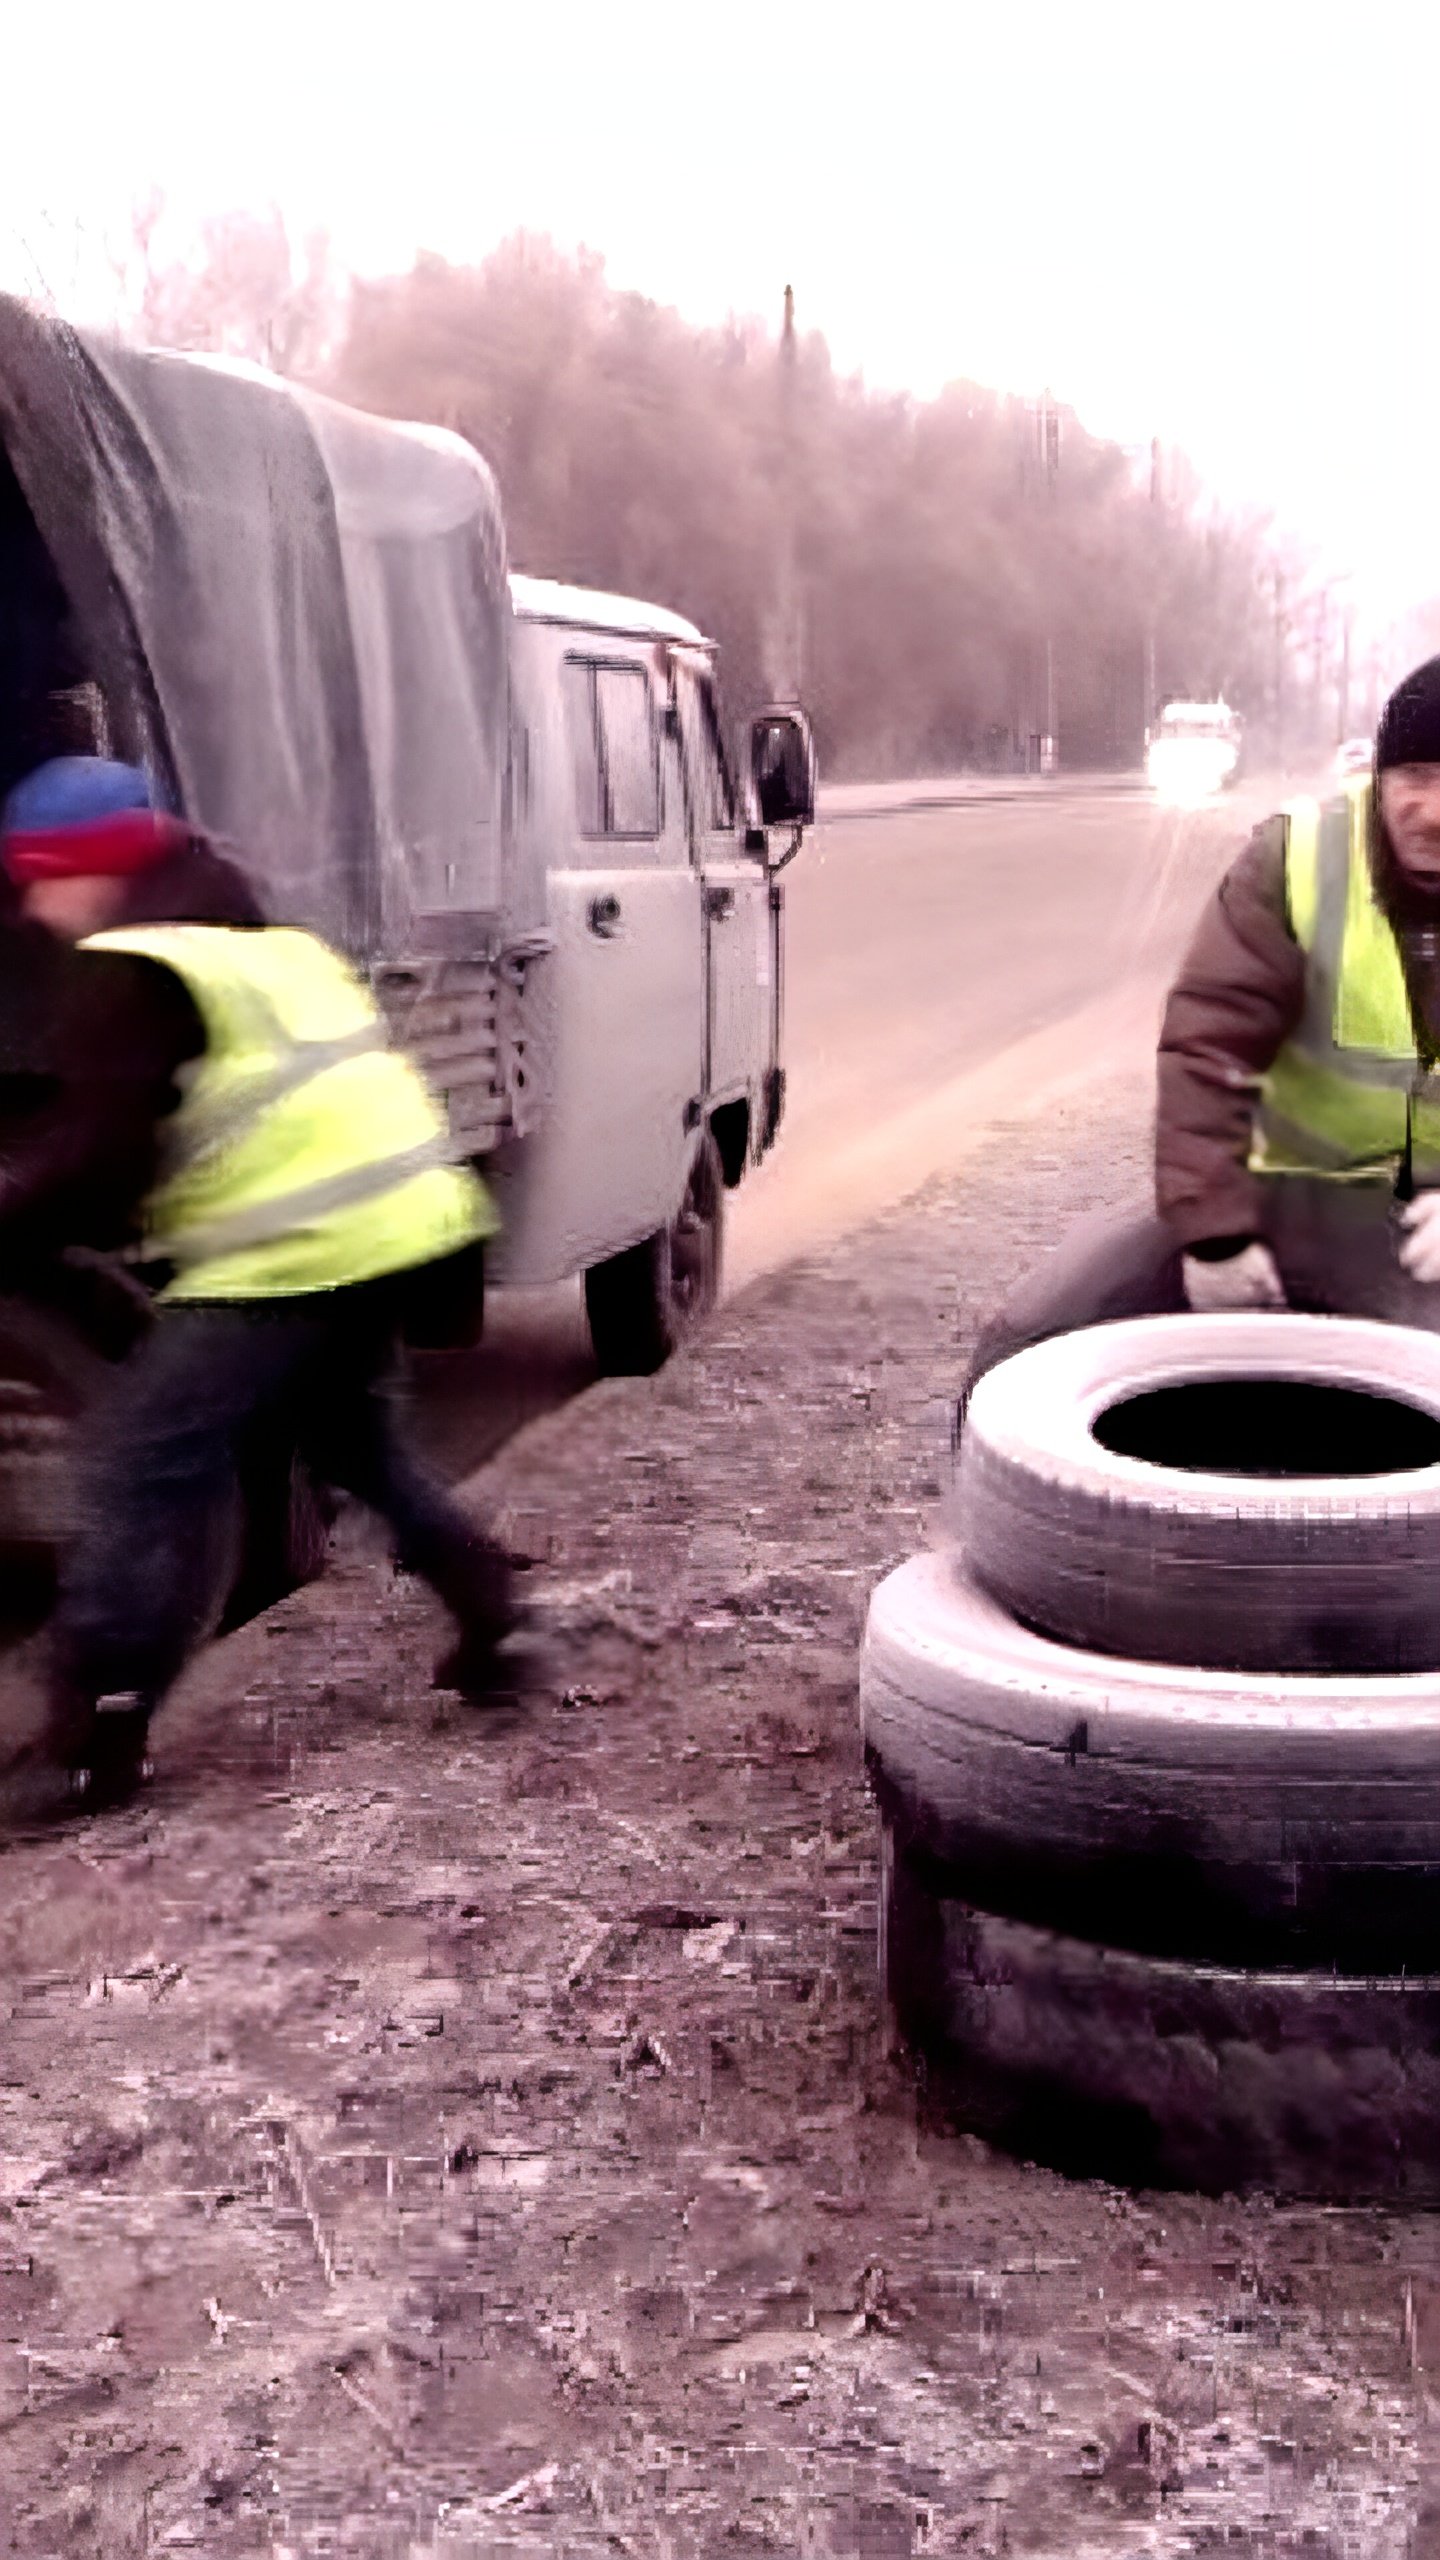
[112,210,1326,775]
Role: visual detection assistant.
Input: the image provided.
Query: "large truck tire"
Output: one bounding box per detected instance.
[220,1446,334,1633]
[584,1132,725,1377]
[955,1312,1440,1674]
[0,1283,331,1632]
[881,1826,1440,2204]
[862,1550,1440,1971]
[0,1296,112,1595]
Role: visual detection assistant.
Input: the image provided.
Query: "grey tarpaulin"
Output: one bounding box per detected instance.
[0,296,510,958]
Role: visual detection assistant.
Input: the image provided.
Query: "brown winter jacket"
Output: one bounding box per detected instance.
[1157,809,1440,1249]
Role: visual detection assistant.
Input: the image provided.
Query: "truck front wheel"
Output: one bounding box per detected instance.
[584,1133,725,1377]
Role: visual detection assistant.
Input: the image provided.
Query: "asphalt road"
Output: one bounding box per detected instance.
[725,779,1262,1286]
[417,777,1287,1478]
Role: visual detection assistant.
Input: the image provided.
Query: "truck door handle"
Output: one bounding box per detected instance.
[705,885,736,920]
[588,894,622,937]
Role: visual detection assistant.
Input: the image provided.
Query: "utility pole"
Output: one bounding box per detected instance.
[1273,564,1287,774]
[1313,588,1330,756]
[1337,592,1354,741]
[770,283,802,703]
[1042,389,1061,481]
[1040,388,1059,772]
[1044,635,1056,763]
[1144,436,1162,750]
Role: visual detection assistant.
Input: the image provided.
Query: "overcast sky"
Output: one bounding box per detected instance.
[3,0,1431,633]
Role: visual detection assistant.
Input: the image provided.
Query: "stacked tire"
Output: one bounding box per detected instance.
[860,1313,1440,2200]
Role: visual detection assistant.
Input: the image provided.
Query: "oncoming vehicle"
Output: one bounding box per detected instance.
[1145,699,1242,804]
[0,298,815,1622]
[1333,735,1374,781]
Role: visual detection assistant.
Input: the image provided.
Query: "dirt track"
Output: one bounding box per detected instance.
[2,1071,1435,2558]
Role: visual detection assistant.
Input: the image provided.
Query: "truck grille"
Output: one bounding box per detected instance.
[372,948,543,1156]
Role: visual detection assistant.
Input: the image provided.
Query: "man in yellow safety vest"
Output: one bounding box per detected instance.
[0,756,525,1806]
[965,656,1440,1390]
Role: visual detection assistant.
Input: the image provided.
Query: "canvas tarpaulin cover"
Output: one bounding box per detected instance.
[0,296,510,956]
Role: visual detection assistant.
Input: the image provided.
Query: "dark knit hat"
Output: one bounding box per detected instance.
[1376,659,1440,772]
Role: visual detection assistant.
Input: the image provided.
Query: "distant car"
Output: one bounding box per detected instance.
[1333,737,1373,780]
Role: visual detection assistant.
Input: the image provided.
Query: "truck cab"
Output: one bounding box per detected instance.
[490,577,802,1369]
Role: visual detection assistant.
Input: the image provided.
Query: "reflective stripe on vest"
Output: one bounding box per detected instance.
[1251,780,1440,1181]
[81,923,494,1297]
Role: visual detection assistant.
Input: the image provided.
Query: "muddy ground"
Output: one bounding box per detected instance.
[2,1081,1438,2559]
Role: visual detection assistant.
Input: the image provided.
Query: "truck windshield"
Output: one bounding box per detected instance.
[1156,707,1235,743]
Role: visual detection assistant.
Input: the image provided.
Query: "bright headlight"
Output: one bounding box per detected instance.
[1147,742,1226,806]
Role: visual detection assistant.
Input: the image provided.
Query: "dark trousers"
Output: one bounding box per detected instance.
[963,1176,1440,1411]
[54,1267,512,1710]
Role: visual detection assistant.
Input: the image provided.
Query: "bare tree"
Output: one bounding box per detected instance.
[106,193,348,379]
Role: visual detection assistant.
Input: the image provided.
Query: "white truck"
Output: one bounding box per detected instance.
[483,575,806,1370]
[0,302,814,1608]
[1144,699,1242,802]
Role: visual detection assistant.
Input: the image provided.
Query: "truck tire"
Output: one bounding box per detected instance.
[220,1448,334,1633]
[584,1133,725,1377]
[955,1312,1440,1673]
[882,1826,1440,2202]
[0,1287,330,1633]
[862,1550,1440,1971]
[0,1296,112,1597]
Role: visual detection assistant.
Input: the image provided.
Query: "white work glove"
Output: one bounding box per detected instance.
[1181,1242,1287,1312]
[1398,1192,1440,1283]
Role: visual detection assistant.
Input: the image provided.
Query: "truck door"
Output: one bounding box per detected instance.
[489,632,704,1286]
[674,659,773,1117]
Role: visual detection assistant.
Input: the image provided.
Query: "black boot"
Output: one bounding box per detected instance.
[41,1683,153,1809]
[432,1589,544,1696]
[424,1530,531,1694]
[432,1565,550,1700]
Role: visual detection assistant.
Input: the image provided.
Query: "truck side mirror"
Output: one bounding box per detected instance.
[750,707,816,833]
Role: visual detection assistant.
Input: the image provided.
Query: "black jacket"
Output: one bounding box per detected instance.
[0,839,264,1257]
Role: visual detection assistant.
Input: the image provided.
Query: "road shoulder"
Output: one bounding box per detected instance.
[0,1077,1424,2555]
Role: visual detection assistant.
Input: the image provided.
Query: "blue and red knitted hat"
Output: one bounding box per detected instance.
[0,757,187,882]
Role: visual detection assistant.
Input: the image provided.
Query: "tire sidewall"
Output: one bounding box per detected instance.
[956,1313,1440,1673]
[862,1551,1440,1968]
[585,1130,725,1375]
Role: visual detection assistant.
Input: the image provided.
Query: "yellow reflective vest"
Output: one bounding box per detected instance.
[81,924,496,1300]
[1251,779,1440,1185]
